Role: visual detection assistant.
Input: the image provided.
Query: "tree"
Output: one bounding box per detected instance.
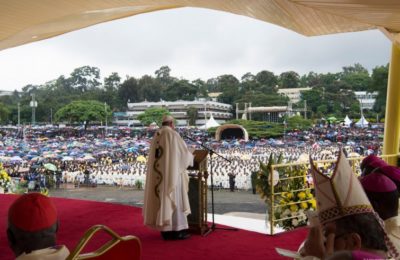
[369,64,389,116]
[299,72,321,87]
[255,70,277,92]
[155,65,171,80]
[192,79,208,98]
[205,78,218,92]
[104,72,121,92]
[279,71,300,88]
[118,76,141,105]
[69,66,101,92]
[55,100,110,129]
[137,107,170,127]
[300,89,323,114]
[339,63,371,91]
[286,115,312,130]
[155,65,175,96]
[215,74,240,105]
[164,80,197,101]
[102,72,121,108]
[240,72,259,94]
[187,106,198,126]
[0,103,10,123]
[139,75,162,102]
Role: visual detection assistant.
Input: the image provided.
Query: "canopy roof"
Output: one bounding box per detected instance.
[1,1,400,51]
[199,114,220,129]
[344,115,352,127]
[355,115,369,128]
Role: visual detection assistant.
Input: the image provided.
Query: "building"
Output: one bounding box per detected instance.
[354,91,378,110]
[277,87,312,104]
[237,102,294,122]
[113,99,232,127]
[0,90,14,96]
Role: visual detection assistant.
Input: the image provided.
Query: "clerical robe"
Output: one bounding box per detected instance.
[143,126,194,231]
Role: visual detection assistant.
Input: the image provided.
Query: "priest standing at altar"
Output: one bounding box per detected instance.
[143,115,194,240]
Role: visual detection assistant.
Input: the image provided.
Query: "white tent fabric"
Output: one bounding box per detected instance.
[199,114,220,129]
[344,115,352,127]
[355,116,369,128]
[2,1,400,51]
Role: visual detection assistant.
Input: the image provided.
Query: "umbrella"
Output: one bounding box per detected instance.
[44,163,57,171]
[10,156,23,162]
[136,155,147,163]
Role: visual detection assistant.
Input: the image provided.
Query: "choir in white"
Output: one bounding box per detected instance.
[59,145,347,191]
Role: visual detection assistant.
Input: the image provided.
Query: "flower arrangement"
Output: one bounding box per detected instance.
[0,163,12,193]
[255,155,316,231]
[274,190,316,230]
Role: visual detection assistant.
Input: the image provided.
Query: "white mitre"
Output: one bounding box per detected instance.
[310,150,374,225]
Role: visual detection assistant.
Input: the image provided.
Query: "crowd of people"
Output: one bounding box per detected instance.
[4,118,400,258]
[0,122,384,193]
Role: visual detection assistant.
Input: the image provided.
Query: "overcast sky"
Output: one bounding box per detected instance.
[0,7,392,92]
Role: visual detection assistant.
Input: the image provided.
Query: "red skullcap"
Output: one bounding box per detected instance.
[361,155,386,171]
[360,172,397,193]
[8,193,57,232]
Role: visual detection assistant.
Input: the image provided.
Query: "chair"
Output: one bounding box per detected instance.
[67,225,141,260]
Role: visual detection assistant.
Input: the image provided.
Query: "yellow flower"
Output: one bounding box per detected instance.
[297,192,306,200]
[290,204,298,212]
[300,202,308,209]
[286,192,294,200]
[307,193,313,199]
[309,199,317,209]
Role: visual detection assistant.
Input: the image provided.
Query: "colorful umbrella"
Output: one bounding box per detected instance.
[44,163,57,171]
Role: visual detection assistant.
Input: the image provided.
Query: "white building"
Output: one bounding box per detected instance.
[0,90,14,96]
[354,91,378,110]
[114,99,232,127]
[277,87,312,103]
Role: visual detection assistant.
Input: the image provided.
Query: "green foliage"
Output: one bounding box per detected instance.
[0,62,390,125]
[187,106,198,126]
[69,66,101,92]
[300,68,360,119]
[218,119,284,139]
[339,63,371,91]
[55,100,110,126]
[164,80,197,101]
[279,71,300,88]
[0,103,10,123]
[286,116,312,130]
[137,107,170,127]
[135,180,143,190]
[255,153,283,204]
[369,64,389,116]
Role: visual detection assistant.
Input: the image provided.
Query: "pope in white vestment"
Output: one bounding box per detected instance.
[143,115,194,236]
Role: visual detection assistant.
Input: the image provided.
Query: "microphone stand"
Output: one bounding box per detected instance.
[182,132,238,234]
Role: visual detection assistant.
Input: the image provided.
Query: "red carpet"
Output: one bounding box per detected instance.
[0,194,307,260]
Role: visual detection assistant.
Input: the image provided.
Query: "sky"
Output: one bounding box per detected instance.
[0,7,392,92]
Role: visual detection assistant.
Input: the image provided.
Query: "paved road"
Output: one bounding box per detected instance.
[50,185,266,215]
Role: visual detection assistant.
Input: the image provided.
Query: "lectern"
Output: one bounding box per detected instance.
[187,150,209,235]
